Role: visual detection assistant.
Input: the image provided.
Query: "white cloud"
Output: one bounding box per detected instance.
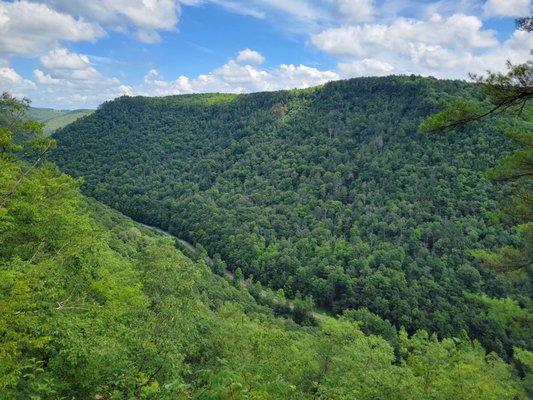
[28,48,132,108]
[40,48,91,70]
[274,64,339,87]
[141,50,338,95]
[213,60,269,85]
[0,1,104,56]
[31,75,132,108]
[484,0,531,17]
[468,29,533,74]
[311,13,498,57]
[0,66,36,96]
[2,0,531,109]
[337,58,394,77]
[42,0,182,43]
[235,48,265,65]
[34,69,66,85]
[38,48,101,81]
[308,7,532,80]
[7,47,339,108]
[333,27,532,80]
[1,66,27,85]
[333,0,374,23]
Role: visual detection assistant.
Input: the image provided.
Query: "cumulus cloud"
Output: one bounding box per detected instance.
[2,45,338,108]
[0,66,36,96]
[311,13,498,57]
[38,48,102,81]
[2,0,531,108]
[0,1,104,55]
[34,69,64,86]
[469,29,533,73]
[29,48,133,108]
[308,11,533,80]
[40,48,92,70]
[336,28,531,80]
[42,0,182,43]
[141,49,339,95]
[1,66,32,85]
[235,49,265,65]
[483,0,531,18]
[31,74,133,108]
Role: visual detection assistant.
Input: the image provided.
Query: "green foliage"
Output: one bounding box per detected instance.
[479,123,533,271]
[421,61,532,133]
[514,347,533,397]
[234,266,244,283]
[27,107,94,135]
[0,140,525,398]
[468,294,532,351]
[343,307,397,342]
[398,329,524,400]
[422,62,532,272]
[419,99,482,133]
[0,92,56,155]
[52,76,531,357]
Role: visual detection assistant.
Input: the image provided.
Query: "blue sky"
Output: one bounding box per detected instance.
[0,0,530,108]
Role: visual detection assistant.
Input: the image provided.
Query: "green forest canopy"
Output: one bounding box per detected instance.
[51,76,532,360]
[0,128,529,399]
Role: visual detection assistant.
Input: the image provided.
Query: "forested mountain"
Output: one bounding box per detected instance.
[52,76,532,360]
[1,150,528,398]
[27,107,93,134]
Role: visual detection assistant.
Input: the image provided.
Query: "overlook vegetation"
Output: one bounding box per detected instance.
[52,76,532,361]
[0,105,529,399]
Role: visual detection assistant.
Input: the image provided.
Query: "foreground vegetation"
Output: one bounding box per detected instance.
[422,61,532,274]
[53,76,532,359]
[0,123,529,399]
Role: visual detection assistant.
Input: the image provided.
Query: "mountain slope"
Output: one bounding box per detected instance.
[2,153,527,398]
[52,76,532,356]
[28,107,93,134]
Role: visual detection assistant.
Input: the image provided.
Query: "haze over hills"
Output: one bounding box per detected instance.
[52,75,531,360]
[27,107,93,135]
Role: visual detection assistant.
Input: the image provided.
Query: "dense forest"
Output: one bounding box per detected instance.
[52,76,532,360]
[2,101,530,399]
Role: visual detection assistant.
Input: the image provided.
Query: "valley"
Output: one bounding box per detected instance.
[52,76,531,358]
[1,74,531,399]
[1,2,531,398]
[27,107,94,135]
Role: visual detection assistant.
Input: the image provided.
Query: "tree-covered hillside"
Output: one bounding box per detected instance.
[27,107,93,135]
[52,76,532,357]
[3,144,529,399]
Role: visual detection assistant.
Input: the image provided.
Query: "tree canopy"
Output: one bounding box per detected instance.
[52,76,532,360]
[2,91,529,398]
[421,62,532,272]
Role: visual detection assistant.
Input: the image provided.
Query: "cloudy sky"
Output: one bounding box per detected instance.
[0,0,531,108]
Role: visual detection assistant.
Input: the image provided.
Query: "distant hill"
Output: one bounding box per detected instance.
[28,107,93,134]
